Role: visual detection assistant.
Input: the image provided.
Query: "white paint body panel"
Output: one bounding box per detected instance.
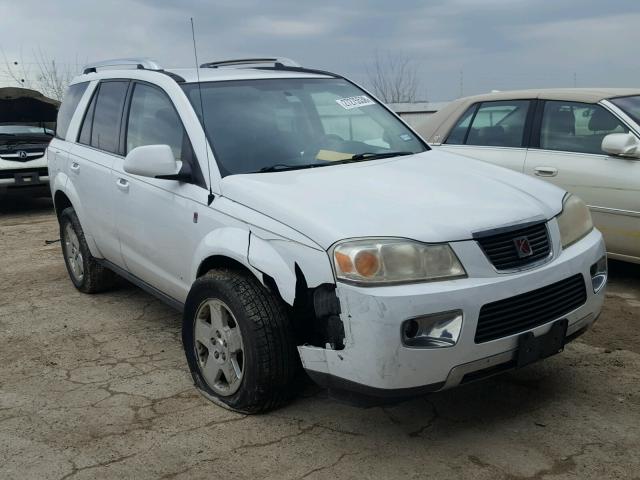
[221,150,565,249]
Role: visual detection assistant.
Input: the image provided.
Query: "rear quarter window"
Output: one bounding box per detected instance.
[56,82,89,140]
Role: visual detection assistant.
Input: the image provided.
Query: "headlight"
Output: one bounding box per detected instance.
[557,194,593,248]
[332,239,466,285]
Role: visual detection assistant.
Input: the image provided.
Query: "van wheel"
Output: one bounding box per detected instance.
[182,268,298,413]
[59,207,116,293]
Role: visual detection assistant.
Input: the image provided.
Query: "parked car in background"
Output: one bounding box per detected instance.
[418,89,640,264]
[50,59,606,412]
[0,87,59,196]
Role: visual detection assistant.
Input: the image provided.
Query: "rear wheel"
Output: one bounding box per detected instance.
[59,207,116,293]
[182,268,298,413]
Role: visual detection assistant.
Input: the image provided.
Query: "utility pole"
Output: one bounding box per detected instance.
[573,72,577,88]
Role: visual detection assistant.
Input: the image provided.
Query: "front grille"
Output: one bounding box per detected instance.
[476,222,551,270]
[475,274,587,343]
[0,149,45,162]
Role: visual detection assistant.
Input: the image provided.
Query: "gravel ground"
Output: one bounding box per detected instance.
[1,197,639,480]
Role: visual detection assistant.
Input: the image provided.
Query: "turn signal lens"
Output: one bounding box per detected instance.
[332,239,466,285]
[335,251,354,273]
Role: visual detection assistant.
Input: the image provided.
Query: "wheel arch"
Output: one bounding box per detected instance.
[193,229,344,350]
[52,181,101,257]
[53,190,73,218]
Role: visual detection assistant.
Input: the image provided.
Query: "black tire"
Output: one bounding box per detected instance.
[59,207,116,293]
[182,268,298,413]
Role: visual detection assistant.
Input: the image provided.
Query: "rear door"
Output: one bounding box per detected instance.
[438,99,533,172]
[524,100,640,259]
[69,80,130,267]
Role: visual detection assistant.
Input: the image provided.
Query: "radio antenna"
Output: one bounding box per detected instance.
[190,17,215,206]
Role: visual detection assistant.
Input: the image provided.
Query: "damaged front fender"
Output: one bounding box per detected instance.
[247,229,336,305]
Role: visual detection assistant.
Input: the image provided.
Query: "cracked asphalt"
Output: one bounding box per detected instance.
[1,197,639,480]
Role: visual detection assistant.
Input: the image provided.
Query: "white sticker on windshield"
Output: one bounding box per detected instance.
[336,95,375,110]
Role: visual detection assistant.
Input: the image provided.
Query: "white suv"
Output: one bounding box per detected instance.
[50,57,607,413]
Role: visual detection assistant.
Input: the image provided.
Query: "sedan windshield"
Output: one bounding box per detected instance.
[0,123,54,136]
[182,78,427,175]
[610,95,640,125]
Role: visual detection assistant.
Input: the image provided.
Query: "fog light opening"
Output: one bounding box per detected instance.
[401,310,463,348]
[404,319,420,339]
[590,255,607,293]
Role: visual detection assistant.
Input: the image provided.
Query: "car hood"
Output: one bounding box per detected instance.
[0,87,59,124]
[220,150,566,249]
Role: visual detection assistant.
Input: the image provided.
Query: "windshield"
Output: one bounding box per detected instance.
[0,122,54,136]
[182,78,427,175]
[610,95,640,126]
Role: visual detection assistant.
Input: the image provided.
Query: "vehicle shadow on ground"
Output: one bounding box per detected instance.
[291,355,572,438]
[0,194,53,215]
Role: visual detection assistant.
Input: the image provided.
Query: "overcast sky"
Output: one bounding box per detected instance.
[1,0,639,101]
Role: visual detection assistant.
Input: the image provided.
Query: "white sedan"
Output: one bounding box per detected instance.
[418,88,640,264]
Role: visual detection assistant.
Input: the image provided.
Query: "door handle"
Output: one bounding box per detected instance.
[533,166,558,177]
[70,162,80,173]
[116,178,129,192]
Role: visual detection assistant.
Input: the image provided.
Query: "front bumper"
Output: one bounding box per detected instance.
[298,222,606,397]
[0,167,49,194]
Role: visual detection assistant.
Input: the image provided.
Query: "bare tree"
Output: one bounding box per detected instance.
[1,48,79,101]
[366,52,420,104]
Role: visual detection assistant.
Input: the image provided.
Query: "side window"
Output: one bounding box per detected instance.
[78,88,97,145]
[126,83,184,160]
[445,105,476,144]
[540,101,628,154]
[125,83,204,187]
[80,81,129,154]
[56,82,89,139]
[465,101,530,147]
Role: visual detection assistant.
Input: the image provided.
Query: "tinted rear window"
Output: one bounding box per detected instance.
[89,81,129,154]
[56,82,89,140]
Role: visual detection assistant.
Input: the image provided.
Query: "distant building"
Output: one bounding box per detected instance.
[387,102,449,129]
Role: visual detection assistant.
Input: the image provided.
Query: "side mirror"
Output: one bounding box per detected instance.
[601,133,640,159]
[123,145,180,178]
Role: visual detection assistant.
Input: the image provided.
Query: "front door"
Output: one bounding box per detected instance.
[524,100,640,259]
[112,81,209,302]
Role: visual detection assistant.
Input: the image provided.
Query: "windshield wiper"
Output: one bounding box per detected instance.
[349,151,414,161]
[255,152,414,173]
[256,163,323,173]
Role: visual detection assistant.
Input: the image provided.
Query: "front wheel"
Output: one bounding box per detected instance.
[182,268,298,413]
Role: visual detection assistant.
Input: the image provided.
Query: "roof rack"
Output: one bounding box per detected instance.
[199,57,301,69]
[81,57,185,83]
[82,58,163,74]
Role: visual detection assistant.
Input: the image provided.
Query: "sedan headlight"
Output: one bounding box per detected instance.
[557,194,593,248]
[332,239,466,285]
